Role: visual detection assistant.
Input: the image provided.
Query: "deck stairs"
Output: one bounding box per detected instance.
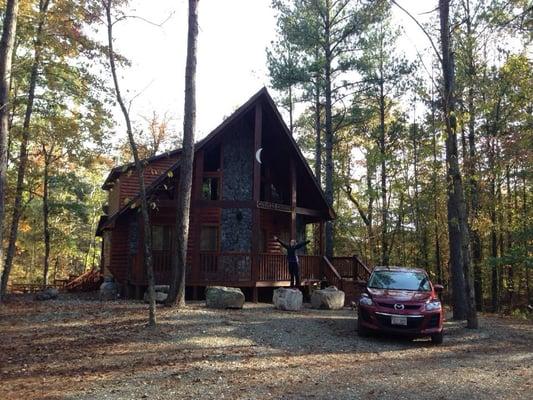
[322,255,372,305]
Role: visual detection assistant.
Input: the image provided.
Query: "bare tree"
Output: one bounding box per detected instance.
[166,0,199,306]
[103,0,157,326]
[439,0,478,328]
[391,0,477,326]
[0,0,20,300]
[1,0,48,300]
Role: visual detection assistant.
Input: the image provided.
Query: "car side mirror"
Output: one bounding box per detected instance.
[434,284,444,292]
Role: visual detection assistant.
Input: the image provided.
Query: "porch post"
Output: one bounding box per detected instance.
[318,221,324,256]
[251,102,262,288]
[290,158,297,240]
[319,221,324,278]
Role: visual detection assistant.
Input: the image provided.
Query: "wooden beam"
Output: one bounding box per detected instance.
[195,200,256,209]
[295,206,327,217]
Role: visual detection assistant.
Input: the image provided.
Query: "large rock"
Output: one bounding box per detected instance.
[205,286,245,309]
[311,286,345,310]
[143,290,168,303]
[99,277,118,301]
[273,288,302,311]
[34,287,59,301]
[153,285,170,294]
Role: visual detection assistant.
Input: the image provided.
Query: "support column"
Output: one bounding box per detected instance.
[251,103,262,285]
[290,158,297,240]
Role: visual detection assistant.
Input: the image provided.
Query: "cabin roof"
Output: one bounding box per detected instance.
[98,88,334,234]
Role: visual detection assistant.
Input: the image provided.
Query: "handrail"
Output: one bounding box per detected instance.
[322,256,344,290]
[353,254,372,278]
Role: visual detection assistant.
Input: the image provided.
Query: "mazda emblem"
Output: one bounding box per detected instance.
[394,303,405,310]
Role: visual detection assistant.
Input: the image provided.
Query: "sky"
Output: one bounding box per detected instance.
[108,0,437,145]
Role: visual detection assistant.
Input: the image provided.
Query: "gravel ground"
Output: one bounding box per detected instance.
[0,294,532,400]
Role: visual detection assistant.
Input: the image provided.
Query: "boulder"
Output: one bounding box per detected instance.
[273,288,302,311]
[143,290,168,303]
[311,286,345,310]
[205,286,245,309]
[153,285,170,294]
[34,287,59,301]
[99,277,118,301]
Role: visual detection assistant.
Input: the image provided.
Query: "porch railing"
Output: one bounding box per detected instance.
[198,252,323,284]
[198,252,252,282]
[133,251,349,286]
[330,255,372,282]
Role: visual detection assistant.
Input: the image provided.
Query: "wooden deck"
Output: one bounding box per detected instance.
[129,252,371,294]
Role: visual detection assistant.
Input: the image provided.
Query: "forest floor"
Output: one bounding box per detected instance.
[1,293,532,400]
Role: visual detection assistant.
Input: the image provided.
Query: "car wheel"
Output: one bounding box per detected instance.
[431,332,443,345]
[357,317,370,337]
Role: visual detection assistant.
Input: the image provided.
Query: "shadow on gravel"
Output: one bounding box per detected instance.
[1,297,532,400]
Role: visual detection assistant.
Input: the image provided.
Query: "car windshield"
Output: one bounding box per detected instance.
[368,270,431,292]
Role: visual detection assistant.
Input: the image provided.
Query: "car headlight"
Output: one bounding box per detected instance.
[359,294,373,306]
[425,300,441,311]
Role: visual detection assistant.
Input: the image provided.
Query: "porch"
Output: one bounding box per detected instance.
[129,251,372,304]
[131,251,323,287]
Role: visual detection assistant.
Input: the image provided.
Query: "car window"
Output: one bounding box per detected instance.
[368,270,431,291]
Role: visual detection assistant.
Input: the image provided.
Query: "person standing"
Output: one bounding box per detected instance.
[274,236,310,288]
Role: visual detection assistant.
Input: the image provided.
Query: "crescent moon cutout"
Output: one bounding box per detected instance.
[255,148,263,164]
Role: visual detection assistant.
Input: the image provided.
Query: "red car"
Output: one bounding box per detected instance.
[357,266,444,344]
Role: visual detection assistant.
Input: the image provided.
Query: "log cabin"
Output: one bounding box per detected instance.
[96,88,370,301]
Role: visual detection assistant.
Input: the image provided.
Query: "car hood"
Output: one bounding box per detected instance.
[367,288,432,303]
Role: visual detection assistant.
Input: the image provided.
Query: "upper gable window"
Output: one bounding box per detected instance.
[203,145,221,172]
[202,177,220,200]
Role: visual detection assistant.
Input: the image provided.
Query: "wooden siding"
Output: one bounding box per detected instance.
[108,219,130,283]
[260,209,290,253]
[105,155,179,216]
[117,156,178,209]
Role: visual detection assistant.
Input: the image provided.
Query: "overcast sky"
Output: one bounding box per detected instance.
[108,0,436,144]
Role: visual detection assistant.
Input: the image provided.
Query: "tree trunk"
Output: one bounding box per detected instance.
[314,76,322,187]
[379,82,388,266]
[366,154,375,263]
[323,2,334,259]
[288,84,293,136]
[431,76,443,284]
[166,0,199,306]
[505,166,513,307]
[1,0,49,300]
[378,42,388,266]
[0,0,20,301]
[489,167,498,312]
[104,0,156,326]
[439,0,478,327]
[42,148,51,287]
[463,0,483,311]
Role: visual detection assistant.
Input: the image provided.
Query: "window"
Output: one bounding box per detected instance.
[200,225,218,251]
[202,177,220,200]
[368,271,431,292]
[203,145,221,171]
[152,225,172,251]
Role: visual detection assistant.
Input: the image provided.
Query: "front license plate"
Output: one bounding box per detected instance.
[391,316,407,326]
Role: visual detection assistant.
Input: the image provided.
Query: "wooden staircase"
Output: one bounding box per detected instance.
[322,255,372,305]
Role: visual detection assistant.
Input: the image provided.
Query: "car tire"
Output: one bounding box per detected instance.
[357,317,370,337]
[431,331,443,345]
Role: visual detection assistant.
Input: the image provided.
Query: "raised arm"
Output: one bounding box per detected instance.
[294,240,310,250]
[273,236,289,249]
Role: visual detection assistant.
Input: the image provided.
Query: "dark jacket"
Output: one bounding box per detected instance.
[276,239,310,263]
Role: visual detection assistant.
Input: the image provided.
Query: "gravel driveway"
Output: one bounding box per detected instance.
[1,295,531,399]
